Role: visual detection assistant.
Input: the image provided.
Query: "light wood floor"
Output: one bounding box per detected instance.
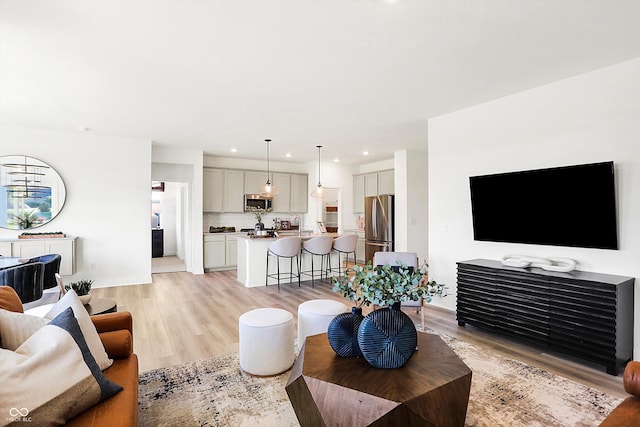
[88,270,628,399]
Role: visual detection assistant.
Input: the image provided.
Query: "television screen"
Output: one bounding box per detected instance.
[469,161,618,250]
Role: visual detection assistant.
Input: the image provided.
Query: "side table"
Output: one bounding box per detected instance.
[286,332,472,427]
[85,298,117,316]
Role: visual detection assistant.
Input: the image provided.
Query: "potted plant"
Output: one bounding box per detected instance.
[331,261,447,368]
[65,279,94,304]
[246,206,272,231]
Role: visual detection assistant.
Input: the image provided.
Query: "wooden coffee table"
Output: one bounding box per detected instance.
[286,332,472,427]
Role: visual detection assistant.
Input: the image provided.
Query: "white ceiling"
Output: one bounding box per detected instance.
[2,1,640,164]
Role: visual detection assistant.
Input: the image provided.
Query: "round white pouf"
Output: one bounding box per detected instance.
[297,299,348,348]
[239,308,294,376]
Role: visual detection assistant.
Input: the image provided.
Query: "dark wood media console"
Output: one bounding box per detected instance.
[456,259,634,375]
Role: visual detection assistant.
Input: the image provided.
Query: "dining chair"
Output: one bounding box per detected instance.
[0,261,45,303]
[28,254,62,290]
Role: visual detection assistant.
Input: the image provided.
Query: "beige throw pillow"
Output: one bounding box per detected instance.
[44,289,113,371]
[0,309,48,350]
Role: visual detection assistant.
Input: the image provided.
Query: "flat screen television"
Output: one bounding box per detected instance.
[469,161,618,250]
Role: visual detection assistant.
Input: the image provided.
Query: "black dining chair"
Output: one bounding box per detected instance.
[28,254,62,290]
[0,262,45,303]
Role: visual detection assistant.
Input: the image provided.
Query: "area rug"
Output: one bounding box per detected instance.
[138,332,622,426]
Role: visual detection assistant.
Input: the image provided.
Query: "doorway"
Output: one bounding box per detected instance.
[151,181,187,273]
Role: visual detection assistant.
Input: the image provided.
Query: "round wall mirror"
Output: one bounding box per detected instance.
[0,155,67,230]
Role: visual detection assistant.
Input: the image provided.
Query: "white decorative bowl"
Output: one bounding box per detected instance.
[79,294,92,305]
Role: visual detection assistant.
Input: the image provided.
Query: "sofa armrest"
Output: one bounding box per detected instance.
[624,361,640,397]
[100,329,133,358]
[91,311,133,335]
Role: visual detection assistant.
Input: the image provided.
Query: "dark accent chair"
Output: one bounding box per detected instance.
[0,262,45,303]
[28,254,62,289]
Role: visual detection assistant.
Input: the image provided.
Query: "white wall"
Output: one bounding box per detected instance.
[152,147,204,274]
[428,57,640,358]
[0,125,152,287]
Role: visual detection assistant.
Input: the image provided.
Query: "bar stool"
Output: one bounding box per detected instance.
[330,234,358,277]
[301,235,334,287]
[266,236,302,289]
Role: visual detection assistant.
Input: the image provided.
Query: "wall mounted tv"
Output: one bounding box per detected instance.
[469,161,618,250]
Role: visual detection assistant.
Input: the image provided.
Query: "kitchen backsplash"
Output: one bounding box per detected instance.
[204,213,302,231]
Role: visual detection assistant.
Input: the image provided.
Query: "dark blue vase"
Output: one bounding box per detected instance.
[357,302,417,368]
[327,307,364,357]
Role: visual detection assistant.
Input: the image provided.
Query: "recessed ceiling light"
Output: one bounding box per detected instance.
[285,153,292,158]
[333,158,340,162]
[363,151,369,156]
[78,127,91,132]
[230,148,237,153]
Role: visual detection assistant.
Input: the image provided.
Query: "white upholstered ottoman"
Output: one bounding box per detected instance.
[297,299,348,348]
[239,308,294,376]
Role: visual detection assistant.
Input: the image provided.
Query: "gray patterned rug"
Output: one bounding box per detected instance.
[138,331,622,426]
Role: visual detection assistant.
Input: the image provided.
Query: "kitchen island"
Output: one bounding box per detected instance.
[236,232,341,287]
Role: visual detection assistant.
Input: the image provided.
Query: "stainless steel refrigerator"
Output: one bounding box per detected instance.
[364,194,394,264]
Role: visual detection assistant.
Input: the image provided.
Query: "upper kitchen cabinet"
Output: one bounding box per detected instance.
[289,173,308,213]
[377,170,395,195]
[203,168,244,212]
[364,173,378,197]
[271,173,291,212]
[244,171,267,195]
[353,169,394,213]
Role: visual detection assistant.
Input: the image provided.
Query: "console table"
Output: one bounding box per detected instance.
[456,259,634,375]
[286,332,472,426]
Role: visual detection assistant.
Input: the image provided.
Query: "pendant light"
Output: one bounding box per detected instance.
[310,145,325,198]
[261,139,277,196]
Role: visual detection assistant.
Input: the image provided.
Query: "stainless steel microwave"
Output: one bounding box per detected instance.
[244,194,273,211]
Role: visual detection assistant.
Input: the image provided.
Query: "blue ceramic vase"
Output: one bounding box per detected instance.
[327,307,364,357]
[357,302,417,368]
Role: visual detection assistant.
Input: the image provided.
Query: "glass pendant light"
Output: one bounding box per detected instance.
[261,139,277,196]
[310,145,325,198]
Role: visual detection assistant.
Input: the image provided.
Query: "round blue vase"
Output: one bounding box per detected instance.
[357,302,417,368]
[327,307,364,357]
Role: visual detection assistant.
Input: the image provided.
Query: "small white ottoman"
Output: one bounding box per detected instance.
[239,308,294,376]
[297,299,348,348]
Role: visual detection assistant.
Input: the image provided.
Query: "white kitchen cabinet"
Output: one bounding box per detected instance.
[203,168,244,212]
[353,169,394,213]
[203,168,223,212]
[244,171,267,195]
[224,170,245,212]
[3,237,77,275]
[355,231,365,263]
[364,173,378,197]
[377,169,395,195]
[225,237,237,267]
[204,234,226,269]
[204,233,240,270]
[289,174,308,213]
[353,174,365,213]
[271,173,291,212]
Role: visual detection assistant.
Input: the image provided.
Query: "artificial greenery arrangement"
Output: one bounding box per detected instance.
[65,279,94,296]
[13,210,39,229]
[246,206,272,223]
[332,260,447,307]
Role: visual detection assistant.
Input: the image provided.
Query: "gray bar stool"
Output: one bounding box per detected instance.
[266,236,302,290]
[330,234,358,277]
[301,235,334,287]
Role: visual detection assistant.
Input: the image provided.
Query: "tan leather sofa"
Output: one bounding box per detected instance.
[599,361,640,427]
[0,286,139,426]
